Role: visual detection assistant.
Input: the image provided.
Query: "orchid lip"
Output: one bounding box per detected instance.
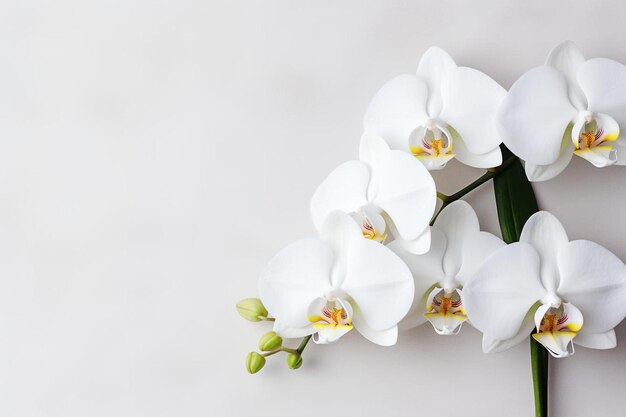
[570,112,620,167]
[351,207,387,243]
[532,302,583,358]
[308,296,354,344]
[424,287,467,336]
[408,122,456,171]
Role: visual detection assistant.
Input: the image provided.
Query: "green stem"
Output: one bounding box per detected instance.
[261,349,282,357]
[492,145,547,417]
[531,337,549,417]
[259,316,275,322]
[296,335,312,354]
[430,154,518,225]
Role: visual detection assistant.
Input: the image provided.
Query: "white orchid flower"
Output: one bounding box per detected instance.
[389,200,505,335]
[311,133,436,254]
[498,41,626,182]
[259,211,414,346]
[364,47,506,170]
[463,211,626,357]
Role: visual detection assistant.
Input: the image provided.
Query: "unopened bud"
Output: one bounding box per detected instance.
[246,352,266,374]
[236,298,268,322]
[286,353,303,370]
[258,331,282,351]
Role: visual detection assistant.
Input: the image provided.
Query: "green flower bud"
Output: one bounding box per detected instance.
[236,298,268,322]
[286,353,303,370]
[246,352,266,374]
[258,331,283,351]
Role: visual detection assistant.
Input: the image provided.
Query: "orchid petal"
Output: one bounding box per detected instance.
[463,242,546,341]
[320,211,364,286]
[388,225,432,255]
[574,146,618,167]
[482,306,537,353]
[413,154,457,170]
[545,41,587,110]
[456,231,506,286]
[439,67,506,155]
[574,329,617,350]
[524,124,575,182]
[352,303,398,346]
[533,330,576,358]
[497,66,577,166]
[577,58,626,130]
[416,46,456,117]
[273,321,315,338]
[533,303,553,332]
[364,74,429,151]
[373,150,436,242]
[388,227,447,329]
[259,238,333,328]
[434,200,480,278]
[359,132,391,198]
[557,240,626,334]
[452,133,503,168]
[519,211,569,292]
[341,239,414,331]
[310,161,370,231]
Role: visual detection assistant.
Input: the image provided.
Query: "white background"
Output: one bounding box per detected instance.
[1,1,625,416]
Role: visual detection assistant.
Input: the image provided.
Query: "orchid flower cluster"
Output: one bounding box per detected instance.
[237,42,626,375]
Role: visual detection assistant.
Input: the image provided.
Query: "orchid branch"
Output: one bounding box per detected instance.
[430,154,519,225]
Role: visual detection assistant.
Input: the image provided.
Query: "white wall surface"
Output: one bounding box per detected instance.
[1,1,625,416]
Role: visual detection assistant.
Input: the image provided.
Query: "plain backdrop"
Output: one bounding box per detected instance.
[1,1,625,416]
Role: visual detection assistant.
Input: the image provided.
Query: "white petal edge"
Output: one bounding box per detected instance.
[577,58,626,129]
[482,305,537,354]
[524,124,575,182]
[451,130,503,168]
[434,200,480,278]
[352,303,398,346]
[388,227,447,329]
[310,160,370,231]
[574,329,617,350]
[557,239,626,334]
[545,40,587,110]
[373,149,436,241]
[388,225,432,255]
[274,321,315,338]
[519,211,569,292]
[341,238,414,330]
[320,211,366,288]
[259,238,333,328]
[440,66,506,155]
[456,231,507,286]
[497,66,577,166]
[364,74,429,151]
[463,242,546,341]
[416,46,457,117]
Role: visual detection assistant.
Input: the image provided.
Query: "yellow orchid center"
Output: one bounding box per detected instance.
[307,297,354,344]
[424,288,467,335]
[532,303,583,358]
[308,300,352,329]
[575,124,613,150]
[410,137,451,157]
[361,218,387,243]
